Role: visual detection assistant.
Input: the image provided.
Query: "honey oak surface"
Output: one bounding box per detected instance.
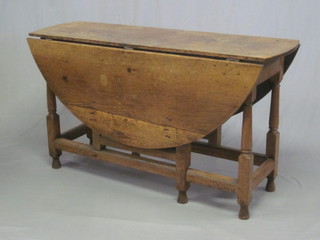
[29,21,299,63]
[28,38,262,148]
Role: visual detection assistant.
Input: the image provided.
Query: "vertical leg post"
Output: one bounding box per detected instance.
[92,130,104,151]
[208,126,222,146]
[176,144,191,204]
[237,91,255,220]
[46,85,62,169]
[265,73,281,192]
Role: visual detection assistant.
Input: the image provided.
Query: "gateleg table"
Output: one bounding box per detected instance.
[28,22,299,219]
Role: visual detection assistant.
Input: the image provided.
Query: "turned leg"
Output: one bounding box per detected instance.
[265,74,281,192]
[46,85,62,169]
[208,126,222,146]
[175,144,191,204]
[237,92,255,220]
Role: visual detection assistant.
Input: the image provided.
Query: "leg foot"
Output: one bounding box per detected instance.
[265,177,275,192]
[52,157,61,169]
[239,205,250,220]
[177,191,188,204]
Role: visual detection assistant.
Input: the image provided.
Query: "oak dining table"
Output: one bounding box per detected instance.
[28,21,299,219]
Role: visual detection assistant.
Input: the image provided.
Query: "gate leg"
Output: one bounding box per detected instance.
[176,144,191,204]
[266,74,282,192]
[237,91,255,220]
[46,85,62,169]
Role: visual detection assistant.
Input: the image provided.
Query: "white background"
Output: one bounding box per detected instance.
[1,0,319,239]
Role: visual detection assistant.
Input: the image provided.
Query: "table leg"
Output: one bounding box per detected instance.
[266,74,281,192]
[237,92,254,220]
[208,126,222,146]
[46,85,62,169]
[176,144,191,204]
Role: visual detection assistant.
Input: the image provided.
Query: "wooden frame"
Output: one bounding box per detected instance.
[47,75,281,219]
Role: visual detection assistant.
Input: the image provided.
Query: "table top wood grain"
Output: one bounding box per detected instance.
[30,21,299,63]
